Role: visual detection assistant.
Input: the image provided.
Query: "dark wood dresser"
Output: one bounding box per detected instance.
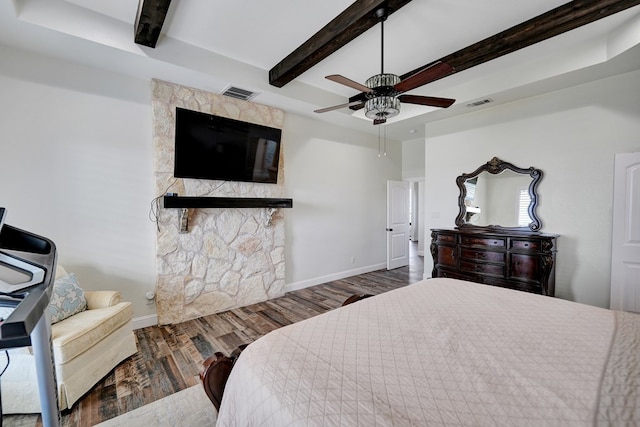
[430,228,558,296]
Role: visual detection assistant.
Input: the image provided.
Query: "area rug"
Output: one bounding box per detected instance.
[95,385,216,427]
[2,385,216,427]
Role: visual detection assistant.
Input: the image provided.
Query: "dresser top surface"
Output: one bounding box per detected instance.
[431,228,559,239]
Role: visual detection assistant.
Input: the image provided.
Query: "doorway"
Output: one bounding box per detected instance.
[409,181,425,280]
[386,180,424,279]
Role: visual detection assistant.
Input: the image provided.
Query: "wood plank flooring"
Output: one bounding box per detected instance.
[29,244,424,426]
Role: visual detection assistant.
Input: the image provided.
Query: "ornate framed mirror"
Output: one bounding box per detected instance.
[455,157,543,232]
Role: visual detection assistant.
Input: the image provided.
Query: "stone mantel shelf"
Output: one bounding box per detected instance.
[163,195,293,209]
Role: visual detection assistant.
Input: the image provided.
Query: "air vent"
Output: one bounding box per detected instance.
[466,98,494,108]
[221,85,259,101]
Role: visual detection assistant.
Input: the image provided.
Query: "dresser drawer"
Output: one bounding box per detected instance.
[435,245,457,267]
[510,254,541,282]
[435,233,456,244]
[460,236,506,248]
[434,269,468,280]
[460,260,505,276]
[510,239,541,251]
[479,276,543,294]
[460,248,505,263]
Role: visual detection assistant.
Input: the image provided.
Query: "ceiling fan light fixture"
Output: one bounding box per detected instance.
[365,73,400,90]
[365,96,400,120]
[364,73,401,120]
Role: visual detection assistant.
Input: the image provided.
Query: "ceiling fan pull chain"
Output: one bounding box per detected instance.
[383,125,387,156]
[378,125,387,157]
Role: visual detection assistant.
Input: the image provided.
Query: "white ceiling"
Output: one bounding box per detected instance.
[1,0,640,140]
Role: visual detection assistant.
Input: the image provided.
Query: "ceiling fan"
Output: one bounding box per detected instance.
[314,7,456,125]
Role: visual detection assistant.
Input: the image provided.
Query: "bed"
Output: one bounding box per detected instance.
[211,278,640,426]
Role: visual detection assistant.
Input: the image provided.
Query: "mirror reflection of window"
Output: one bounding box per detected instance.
[518,189,531,227]
[464,177,477,200]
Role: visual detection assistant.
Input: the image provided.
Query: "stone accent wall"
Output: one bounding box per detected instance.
[152,79,286,324]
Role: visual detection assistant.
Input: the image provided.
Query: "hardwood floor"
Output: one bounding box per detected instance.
[33,244,424,426]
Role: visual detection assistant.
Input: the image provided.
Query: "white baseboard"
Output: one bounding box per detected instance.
[132,314,158,330]
[284,263,386,293]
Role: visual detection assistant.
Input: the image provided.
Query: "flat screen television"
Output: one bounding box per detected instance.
[174,107,282,184]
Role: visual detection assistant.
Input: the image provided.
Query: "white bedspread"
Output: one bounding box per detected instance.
[216,278,640,426]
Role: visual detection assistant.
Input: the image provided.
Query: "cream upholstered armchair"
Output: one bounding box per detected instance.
[0,266,138,413]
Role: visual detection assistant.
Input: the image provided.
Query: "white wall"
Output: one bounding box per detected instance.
[283,114,402,289]
[402,138,425,180]
[424,69,640,308]
[0,45,403,318]
[0,46,158,317]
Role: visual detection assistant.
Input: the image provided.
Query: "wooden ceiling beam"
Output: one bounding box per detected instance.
[269,0,414,88]
[134,0,172,48]
[348,0,640,107]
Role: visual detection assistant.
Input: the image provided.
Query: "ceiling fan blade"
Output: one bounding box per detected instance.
[373,118,386,125]
[394,62,454,94]
[326,75,373,93]
[398,94,455,108]
[314,100,363,114]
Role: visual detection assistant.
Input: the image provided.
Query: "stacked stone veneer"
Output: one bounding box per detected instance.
[152,79,286,324]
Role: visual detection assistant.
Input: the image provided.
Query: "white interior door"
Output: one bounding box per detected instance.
[610,151,640,312]
[387,180,409,270]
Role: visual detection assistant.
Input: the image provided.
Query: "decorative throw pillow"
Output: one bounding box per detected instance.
[47,273,87,324]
